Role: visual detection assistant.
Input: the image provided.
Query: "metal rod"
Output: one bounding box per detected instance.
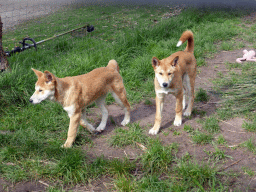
[36,24,88,44]
[5,24,94,57]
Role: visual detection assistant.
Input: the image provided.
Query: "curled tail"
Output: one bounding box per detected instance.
[107,59,119,72]
[176,30,194,53]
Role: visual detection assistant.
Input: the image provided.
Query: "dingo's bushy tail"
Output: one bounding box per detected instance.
[176,30,194,53]
[107,59,119,72]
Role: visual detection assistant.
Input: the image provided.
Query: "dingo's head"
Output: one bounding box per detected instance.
[152,56,179,88]
[29,68,56,104]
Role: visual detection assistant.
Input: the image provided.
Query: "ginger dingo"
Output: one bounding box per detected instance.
[149,30,197,135]
[30,60,130,148]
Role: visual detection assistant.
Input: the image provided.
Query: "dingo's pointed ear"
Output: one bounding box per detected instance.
[152,57,160,68]
[172,56,179,67]
[31,68,43,78]
[44,71,54,83]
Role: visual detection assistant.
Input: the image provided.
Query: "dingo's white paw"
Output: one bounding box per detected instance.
[61,142,72,148]
[149,128,159,135]
[87,125,96,133]
[121,118,130,126]
[173,119,182,126]
[96,125,106,132]
[183,111,191,117]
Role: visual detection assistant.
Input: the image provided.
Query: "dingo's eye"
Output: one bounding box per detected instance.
[168,73,172,75]
[159,72,163,75]
[39,89,43,92]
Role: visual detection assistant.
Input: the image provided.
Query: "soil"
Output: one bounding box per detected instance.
[1,3,256,192]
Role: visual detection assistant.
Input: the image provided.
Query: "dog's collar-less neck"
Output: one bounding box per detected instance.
[54,77,64,104]
[156,87,177,95]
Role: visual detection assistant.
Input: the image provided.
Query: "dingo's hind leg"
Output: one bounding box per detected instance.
[183,73,195,117]
[95,95,108,132]
[80,109,96,133]
[111,87,130,126]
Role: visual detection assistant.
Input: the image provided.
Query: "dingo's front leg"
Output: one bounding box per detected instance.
[149,93,165,135]
[174,93,183,126]
[63,112,81,148]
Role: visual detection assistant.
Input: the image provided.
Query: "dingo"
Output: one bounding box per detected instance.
[149,30,196,135]
[30,60,130,148]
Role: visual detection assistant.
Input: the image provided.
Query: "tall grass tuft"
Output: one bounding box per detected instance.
[215,66,256,118]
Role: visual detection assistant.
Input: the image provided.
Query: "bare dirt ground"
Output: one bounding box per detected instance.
[1,2,256,192]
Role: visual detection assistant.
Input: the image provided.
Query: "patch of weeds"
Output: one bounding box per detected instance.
[109,123,148,148]
[1,163,28,182]
[183,124,194,133]
[197,57,206,67]
[114,174,135,191]
[195,88,209,102]
[162,131,169,136]
[192,108,207,117]
[242,167,255,177]
[51,149,87,184]
[135,174,172,191]
[214,65,256,116]
[173,130,181,136]
[242,120,256,132]
[226,62,241,70]
[110,116,116,125]
[173,159,226,191]
[202,116,220,133]
[180,152,192,162]
[73,132,93,147]
[204,146,232,161]
[221,41,233,51]
[240,138,256,153]
[141,139,178,172]
[54,40,71,52]
[191,129,214,144]
[217,71,224,78]
[216,134,227,145]
[144,99,153,105]
[47,186,65,192]
[107,157,136,177]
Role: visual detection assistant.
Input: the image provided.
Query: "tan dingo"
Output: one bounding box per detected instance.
[30,60,131,148]
[149,30,197,135]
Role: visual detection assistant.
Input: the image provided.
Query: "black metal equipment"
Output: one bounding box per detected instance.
[5,24,94,57]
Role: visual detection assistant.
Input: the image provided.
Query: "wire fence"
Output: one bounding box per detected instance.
[0,1,95,30]
[1,1,99,55]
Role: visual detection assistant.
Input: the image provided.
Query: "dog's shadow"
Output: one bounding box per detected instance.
[89,101,157,135]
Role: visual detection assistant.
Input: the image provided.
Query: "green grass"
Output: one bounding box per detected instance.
[109,123,149,148]
[191,129,214,144]
[172,159,228,191]
[141,139,178,173]
[195,88,210,102]
[204,146,232,161]
[214,61,256,119]
[183,124,194,133]
[242,120,256,132]
[0,3,252,190]
[216,134,227,145]
[240,138,256,153]
[242,167,255,177]
[202,116,220,133]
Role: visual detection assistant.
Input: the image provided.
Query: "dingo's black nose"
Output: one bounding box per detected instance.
[163,83,168,87]
[29,99,33,103]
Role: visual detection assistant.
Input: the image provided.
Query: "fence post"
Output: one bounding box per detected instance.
[0,15,10,72]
